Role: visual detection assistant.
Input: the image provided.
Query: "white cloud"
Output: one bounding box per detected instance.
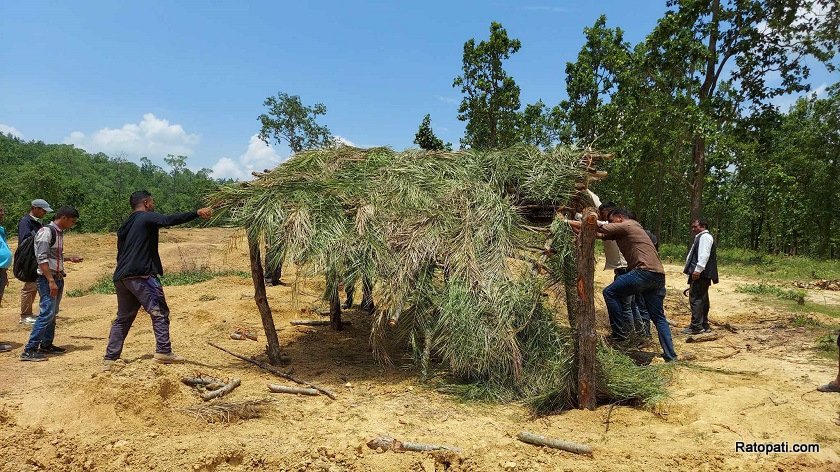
[333,135,356,147]
[211,135,285,180]
[437,95,458,104]
[64,113,199,159]
[0,124,24,139]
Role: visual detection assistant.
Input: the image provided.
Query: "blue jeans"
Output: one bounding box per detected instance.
[603,269,677,361]
[609,269,636,340]
[632,294,652,337]
[25,276,64,351]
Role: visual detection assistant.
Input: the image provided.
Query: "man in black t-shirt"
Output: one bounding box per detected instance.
[102,190,211,371]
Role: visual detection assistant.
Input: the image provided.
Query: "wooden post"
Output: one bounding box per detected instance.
[247,232,283,365]
[575,210,598,410]
[327,272,343,331]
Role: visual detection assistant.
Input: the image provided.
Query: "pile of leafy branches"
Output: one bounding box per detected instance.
[210,145,670,412]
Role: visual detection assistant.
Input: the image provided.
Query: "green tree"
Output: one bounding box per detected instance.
[258,92,334,153]
[453,22,522,150]
[646,0,839,221]
[560,15,631,146]
[413,114,451,151]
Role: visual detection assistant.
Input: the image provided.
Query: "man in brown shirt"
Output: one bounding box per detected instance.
[570,208,677,361]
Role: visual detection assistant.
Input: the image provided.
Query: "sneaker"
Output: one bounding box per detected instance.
[681,327,702,335]
[102,358,121,372]
[19,316,36,325]
[20,350,47,362]
[0,343,12,352]
[702,327,713,333]
[38,344,67,354]
[153,352,185,364]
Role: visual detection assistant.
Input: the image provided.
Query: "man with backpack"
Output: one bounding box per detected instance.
[20,206,82,361]
[17,199,51,325]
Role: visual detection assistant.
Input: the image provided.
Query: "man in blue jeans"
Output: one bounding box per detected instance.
[569,208,677,361]
[20,206,83,361]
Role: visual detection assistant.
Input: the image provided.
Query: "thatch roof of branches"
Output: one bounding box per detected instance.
[211,145,669,412]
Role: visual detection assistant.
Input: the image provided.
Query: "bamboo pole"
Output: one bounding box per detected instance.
[575,210,598,410]
[247,233,283,365]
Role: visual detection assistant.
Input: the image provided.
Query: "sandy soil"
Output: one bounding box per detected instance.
[0,227,838,471]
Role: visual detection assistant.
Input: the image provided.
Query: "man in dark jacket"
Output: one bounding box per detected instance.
[682,218,718,335]
[102,190,211,370]
[17,199,51,325]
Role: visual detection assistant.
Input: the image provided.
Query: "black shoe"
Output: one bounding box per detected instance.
[38,344,67,354]
[680,327,703,335]
[20,350,47,362]
[702,327,712,333]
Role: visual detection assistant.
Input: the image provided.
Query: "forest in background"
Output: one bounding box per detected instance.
[1,1,838,259]
[0,134,221,234]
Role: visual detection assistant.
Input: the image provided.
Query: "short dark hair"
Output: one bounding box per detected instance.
[54,206,79,220]
[598,201,617,212]
[692,218,709,230]
[130,190,152,208]
[610,208,633,219]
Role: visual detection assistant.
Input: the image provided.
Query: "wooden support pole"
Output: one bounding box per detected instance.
[328,274,343,331]
[247,232,283,365]
[575,210,598,410]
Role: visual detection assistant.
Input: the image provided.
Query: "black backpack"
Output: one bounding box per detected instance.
[13,226,56,282]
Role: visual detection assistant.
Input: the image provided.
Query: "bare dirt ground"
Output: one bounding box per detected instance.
[1,227,838,471]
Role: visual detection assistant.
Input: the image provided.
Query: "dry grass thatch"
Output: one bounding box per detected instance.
[210,145,670,412]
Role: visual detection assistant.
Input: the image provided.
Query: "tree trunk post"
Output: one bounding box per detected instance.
[247,232,283,365]
[328,273,343,331]
[575,210,598,410]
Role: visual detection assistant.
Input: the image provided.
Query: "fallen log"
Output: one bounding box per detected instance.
[686,333,722,343]
[267,384,320,396]
[181,375,226,391]
[516,431,593,456]
[366,436,461,453]
[290,319,352,327]
[207,342,336,400]
[201,378,241,401]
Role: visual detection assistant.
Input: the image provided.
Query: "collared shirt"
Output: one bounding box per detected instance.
[585,190,627,270]
[18,213,43,243]
[34,222,63,275]
[686,230,714,273]
[600,219,665,274]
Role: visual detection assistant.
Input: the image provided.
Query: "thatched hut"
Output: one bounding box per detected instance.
[210,145,669,412]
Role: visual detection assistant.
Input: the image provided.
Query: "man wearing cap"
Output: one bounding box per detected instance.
[17,199,52,325]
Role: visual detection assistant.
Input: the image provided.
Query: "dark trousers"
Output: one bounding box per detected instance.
[0,268,7,306]
[608,268,635,340]
[632,294,651,337]
[104,276,172,360]
[689,278,712,331]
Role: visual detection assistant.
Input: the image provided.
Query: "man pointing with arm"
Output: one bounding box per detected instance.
[102,190,212,371]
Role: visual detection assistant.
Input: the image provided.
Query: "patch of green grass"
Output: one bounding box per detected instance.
[735,283,806,302]
[67,269,248,298]
[659,243,840,281]
[790,314,822,328]
[814,333,839,361]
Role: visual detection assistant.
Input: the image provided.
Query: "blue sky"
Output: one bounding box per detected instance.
[1,1,836,179]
